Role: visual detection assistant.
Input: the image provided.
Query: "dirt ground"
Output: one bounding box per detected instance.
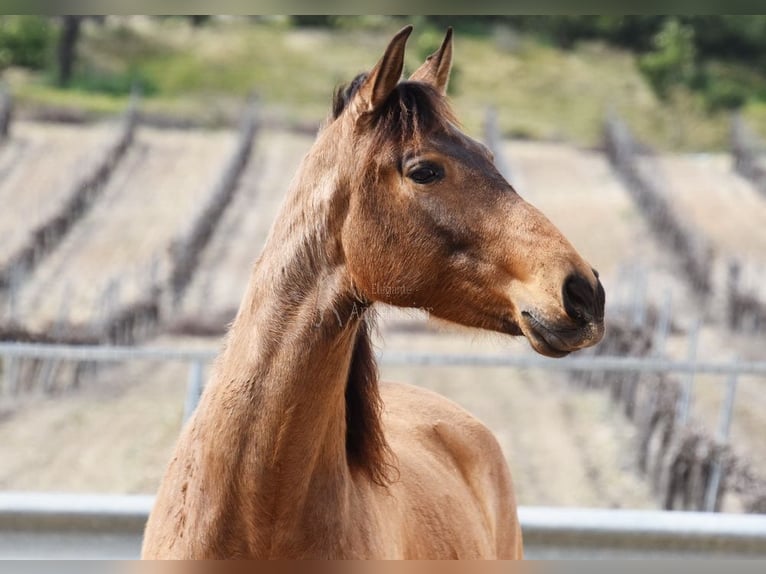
[0,121,116,267]
[180,128,315,317]
[648,153,766,304]
[0,357,187,493]
[650,153,766,262]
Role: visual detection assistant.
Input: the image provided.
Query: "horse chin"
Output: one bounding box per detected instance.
[519,311,573,358]
[497,315,568,357]
[523,328,572,358]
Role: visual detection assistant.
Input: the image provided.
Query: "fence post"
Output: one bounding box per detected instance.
[704,359,740,512]
[4,263,24,323]
[631,266,648,328]
[2,355,19,396]
[39,359,61,394]
[652,290,673,357]
[677,319,701,426]
[183,360,205,422]
[731,113,766,198]
[484,106,514,184]
[0,84,11,141]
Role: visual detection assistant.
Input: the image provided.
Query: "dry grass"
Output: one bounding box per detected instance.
[0,359,186,493]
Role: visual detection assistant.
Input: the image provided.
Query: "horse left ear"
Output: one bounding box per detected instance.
[409,27,453,95]
[355,25,413,114]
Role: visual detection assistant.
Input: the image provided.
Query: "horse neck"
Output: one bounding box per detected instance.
[194,129,375,545]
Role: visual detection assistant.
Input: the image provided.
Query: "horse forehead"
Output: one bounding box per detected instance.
[368,122,488,161]
[428,131,495,170]
[356,122,495,175]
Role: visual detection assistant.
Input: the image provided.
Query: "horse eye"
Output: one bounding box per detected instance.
[408,165,441,185]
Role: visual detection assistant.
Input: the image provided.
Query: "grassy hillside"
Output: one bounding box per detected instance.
[5,16,766,151]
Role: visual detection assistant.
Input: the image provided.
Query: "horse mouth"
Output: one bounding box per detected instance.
[520,311,576,358]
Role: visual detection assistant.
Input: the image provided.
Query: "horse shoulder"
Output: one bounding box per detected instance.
[379,381,523,559]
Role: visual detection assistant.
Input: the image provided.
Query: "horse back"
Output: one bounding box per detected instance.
[378,382,523,559]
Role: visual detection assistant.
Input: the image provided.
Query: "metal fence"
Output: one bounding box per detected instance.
[2,343,766,557]
[2,341,766,422]
[0,492,765,559]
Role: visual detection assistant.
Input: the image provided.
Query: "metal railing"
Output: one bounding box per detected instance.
[2,341,765,423]
[3,341,766,373]
[0,492,765,559]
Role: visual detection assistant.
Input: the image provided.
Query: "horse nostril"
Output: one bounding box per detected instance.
[563,273,597,323]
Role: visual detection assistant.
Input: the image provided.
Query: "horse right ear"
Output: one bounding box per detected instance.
[409,27,453,95]
[352,25,413,116]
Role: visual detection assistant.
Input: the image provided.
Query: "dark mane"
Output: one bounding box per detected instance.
[367,81,458,145]
[333,72,368,119]
[333,76,458,146]
[345,316,396,486]
[336,79,457,485]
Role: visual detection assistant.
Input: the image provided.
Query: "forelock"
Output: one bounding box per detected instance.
[364,81,457,145]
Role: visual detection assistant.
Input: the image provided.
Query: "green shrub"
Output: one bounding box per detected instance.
[704,79,749,110]
[290,16,339,28]
[0,16,54,70]
[693,62,766,111]
[638,19,697,101]
[68,65,158,97]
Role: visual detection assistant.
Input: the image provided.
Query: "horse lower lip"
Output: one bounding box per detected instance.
[528,329,570,358]
[522,312,573,356]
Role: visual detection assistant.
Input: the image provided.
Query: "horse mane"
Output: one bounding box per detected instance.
[333,74,458,147]
[334,75,457,485]
[345,315,396,486]
[333,72,368,118]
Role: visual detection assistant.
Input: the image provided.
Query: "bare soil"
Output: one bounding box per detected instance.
[651,153,766,261]
[0,121,116,266]
[13,127,237,330]
[180,128,315,317]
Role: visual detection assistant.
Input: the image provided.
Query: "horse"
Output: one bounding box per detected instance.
[141,26,605,559]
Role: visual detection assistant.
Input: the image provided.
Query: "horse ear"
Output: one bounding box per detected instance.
[409,27,453,95]
[355,25,413,114]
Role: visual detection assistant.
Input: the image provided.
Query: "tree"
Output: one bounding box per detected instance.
[57,16,82,87]
[0,16,53,71]
[639,19,697,146]
[189,16,210,27]
[639,18,697,101]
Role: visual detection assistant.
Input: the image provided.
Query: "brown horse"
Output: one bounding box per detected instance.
[142,26,605,559]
